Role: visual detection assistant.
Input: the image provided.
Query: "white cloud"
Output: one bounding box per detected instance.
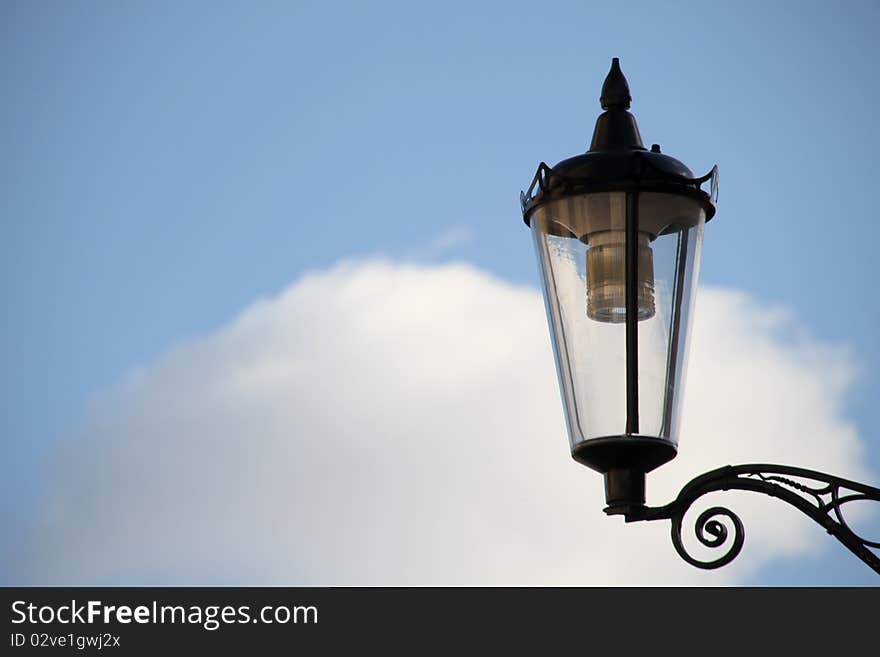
[406,226,475,259]
[23,260,873,584]
[427,226,474,251]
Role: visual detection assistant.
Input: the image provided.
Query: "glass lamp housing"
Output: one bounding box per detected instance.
[530,191,705,450]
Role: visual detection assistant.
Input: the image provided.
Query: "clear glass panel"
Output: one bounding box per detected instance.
[660,220,704,440]
[637,220,704,440]
[530,192,704,450]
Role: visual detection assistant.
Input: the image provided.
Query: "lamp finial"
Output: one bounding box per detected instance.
[600,57,632,110]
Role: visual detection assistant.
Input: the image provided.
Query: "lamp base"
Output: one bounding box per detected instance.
[571,435,677,472]
[571,435,677,512]
[603,468,646,512]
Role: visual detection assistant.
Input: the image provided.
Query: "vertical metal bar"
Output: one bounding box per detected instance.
[661,228,689,436]
[625,191,640,435]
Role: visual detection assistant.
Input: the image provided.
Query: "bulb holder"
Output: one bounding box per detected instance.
[586,231,655,323]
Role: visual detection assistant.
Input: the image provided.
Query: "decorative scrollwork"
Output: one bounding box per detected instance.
[668,506,745,570]
[621,464,880,573]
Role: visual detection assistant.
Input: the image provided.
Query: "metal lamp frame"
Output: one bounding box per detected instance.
[521,58,880,575]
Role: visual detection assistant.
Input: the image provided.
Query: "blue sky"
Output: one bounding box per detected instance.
[3,1,879,584]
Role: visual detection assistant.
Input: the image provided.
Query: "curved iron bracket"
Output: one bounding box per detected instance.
[616,464,880,573]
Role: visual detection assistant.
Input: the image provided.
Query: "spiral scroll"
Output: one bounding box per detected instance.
[620,464,880,574]
[669,506,745,570]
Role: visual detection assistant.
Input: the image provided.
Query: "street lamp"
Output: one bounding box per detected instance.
[521,58,880,573]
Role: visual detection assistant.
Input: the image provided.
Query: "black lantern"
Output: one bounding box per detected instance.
[521,59,880,573]
[522,58,718,513]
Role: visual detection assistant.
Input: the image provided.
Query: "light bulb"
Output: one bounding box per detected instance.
[586,231,655,323]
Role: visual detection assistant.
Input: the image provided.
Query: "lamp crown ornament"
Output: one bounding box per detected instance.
[600,57,631,110]
[591,57,644,152]
[520,58,879,575]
